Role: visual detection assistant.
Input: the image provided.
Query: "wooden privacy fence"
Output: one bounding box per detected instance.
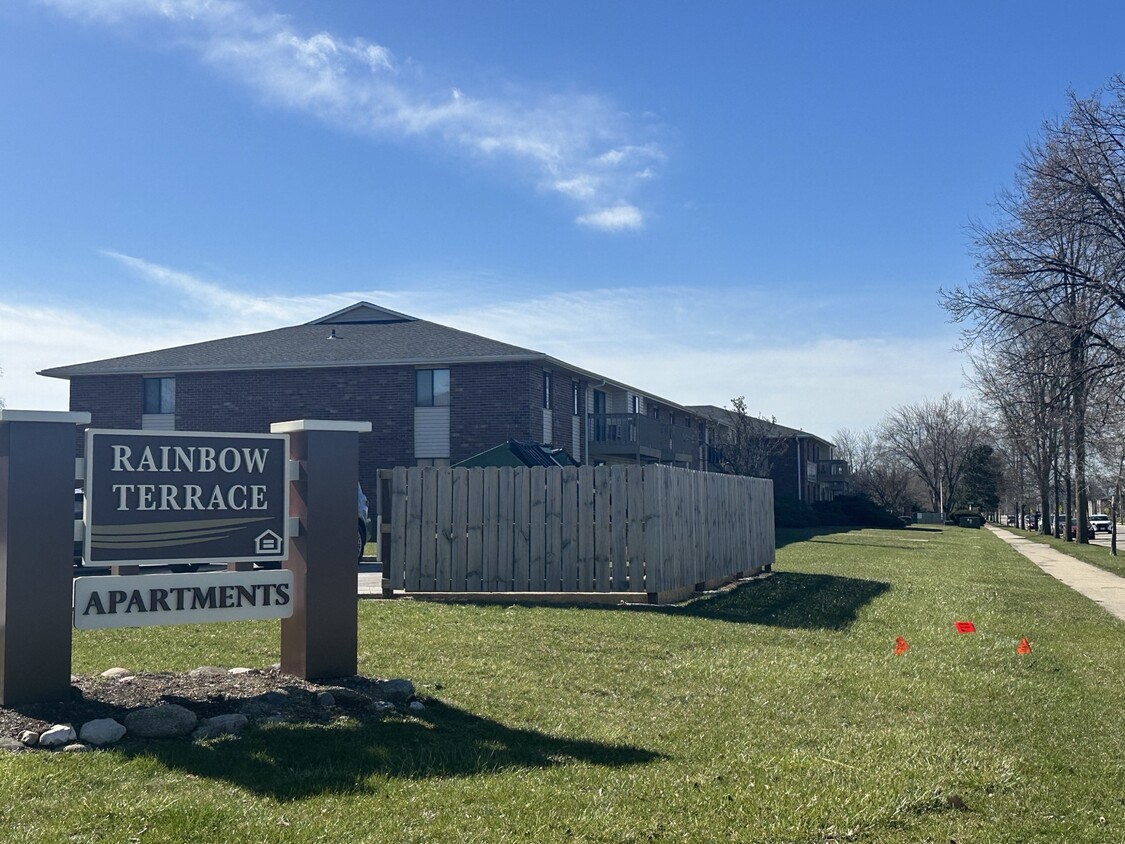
[377,464,774,601]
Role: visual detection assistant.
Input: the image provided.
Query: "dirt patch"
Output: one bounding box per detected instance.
[0,667,402,740]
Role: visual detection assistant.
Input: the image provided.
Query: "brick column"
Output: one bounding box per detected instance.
[0,410,91,705]
[271,420,371,680]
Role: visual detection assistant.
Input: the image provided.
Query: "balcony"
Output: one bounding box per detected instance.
[587,413,696,466]
[818,459,851,492]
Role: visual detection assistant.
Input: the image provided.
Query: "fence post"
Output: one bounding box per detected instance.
[271,419,371,680]
[0,410,90,705]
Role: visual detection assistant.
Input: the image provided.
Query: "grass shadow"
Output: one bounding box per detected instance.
[805,538,930,551]
[111,699,663,801]
[672,572,890,631]
[774,526,864,549]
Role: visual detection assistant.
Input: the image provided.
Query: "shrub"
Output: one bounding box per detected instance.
[813,494,903,528]
[775,494,903,529]
[774,496,817,528]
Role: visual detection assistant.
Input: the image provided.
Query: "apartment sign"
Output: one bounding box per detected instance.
[73,570,294,630]
[84,430,289,565]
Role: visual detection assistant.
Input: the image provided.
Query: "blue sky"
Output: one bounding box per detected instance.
[3,0,1124,436]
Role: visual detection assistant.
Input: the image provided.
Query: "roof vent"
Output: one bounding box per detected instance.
[327,329,338,340]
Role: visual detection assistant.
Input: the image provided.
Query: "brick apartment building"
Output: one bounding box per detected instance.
[41,302,712,497]
[43,302,848,503]
[688,406,850,503]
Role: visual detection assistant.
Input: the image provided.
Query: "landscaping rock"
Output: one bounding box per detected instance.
[79,718,127,747]
[189,666,230,679]
[238,701,276,718]
[192,714,248,741]
[0,666,420,746]
[124,704,198,739]
[320,686,368,707]
[18,730,39,747]
[378,679,415,703]
[63,743,91,753]
[0,737,29,753]
[39,725,77,748]
[228,667,255,675]
[408,700,426,712]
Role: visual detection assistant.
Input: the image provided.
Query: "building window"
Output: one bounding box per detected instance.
[416,369,450,407]
[593,389,606,415]
[143,377,175,414]
[572,382,580,415]
[543,371,552,409]
[631,395,640,414]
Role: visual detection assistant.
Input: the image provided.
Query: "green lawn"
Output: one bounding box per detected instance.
[2,525,1122,843]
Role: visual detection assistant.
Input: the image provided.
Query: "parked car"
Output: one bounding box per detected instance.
[1088,514,1113,534]
[1061,517,1092,539]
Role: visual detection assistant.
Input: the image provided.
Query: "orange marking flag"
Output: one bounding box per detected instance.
[1017,637,1032,655]
[954,621,976,634]
[894,636,909,656]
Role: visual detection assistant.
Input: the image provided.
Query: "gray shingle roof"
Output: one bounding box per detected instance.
[687,404,834,446]
[40,303,545,378]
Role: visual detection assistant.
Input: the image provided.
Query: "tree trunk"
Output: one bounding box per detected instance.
[1070,321,1090,544]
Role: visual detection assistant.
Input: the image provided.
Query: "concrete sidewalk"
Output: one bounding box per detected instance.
[987,525,1125,622]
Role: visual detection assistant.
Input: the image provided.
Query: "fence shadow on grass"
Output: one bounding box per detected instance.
[672,572,890,631]
[111,699,663,801]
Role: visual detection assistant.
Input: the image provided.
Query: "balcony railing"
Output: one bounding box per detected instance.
[587,413,696,465]
[818,459,850,491]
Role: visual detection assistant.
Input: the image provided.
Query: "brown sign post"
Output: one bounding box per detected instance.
[0,410,91,705]
[0,412,368,705]
[271,420,371,680]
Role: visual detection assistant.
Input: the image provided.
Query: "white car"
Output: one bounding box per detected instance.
[1088,514,1113,534]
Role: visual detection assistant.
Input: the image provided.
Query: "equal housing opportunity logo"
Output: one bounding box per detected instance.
[84,430,290,565]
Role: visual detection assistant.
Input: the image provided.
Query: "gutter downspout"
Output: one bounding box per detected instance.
[796,435,804,502]
[584,378,608,466]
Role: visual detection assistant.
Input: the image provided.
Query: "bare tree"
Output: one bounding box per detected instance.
[713,396,789,478]
[1085,389,1125,553]
[941,82,1125,540]
[834,427,921,516]
[880,395,991,514]
[967,334,1065,533]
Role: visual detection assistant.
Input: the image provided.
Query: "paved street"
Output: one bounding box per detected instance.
[1086,524,1123,549]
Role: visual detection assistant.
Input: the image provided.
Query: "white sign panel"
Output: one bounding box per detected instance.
[73,570,294,630]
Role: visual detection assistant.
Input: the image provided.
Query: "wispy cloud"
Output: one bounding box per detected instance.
[423,291,967,435]
[0,253,966,436]
[38,0,663,231]
[100,250,342,322]
[576,204,644,232]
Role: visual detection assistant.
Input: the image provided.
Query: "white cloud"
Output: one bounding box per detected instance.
[576,204,644,232]
[422,290,968,436]
[37,0,661,229]
[0,254,967,437]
